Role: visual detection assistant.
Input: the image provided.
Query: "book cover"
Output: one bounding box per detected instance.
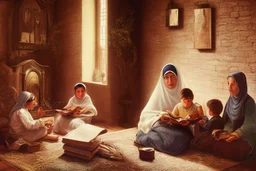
[63,144,100,157]
[55,106,82,117]
[161,112,201,125]
[64,146,99,160]
[62,124,107,143]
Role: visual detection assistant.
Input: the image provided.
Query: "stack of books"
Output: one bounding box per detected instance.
[63,138,101,160]
[62,124,107,160]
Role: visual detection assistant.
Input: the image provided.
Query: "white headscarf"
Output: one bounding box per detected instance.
[138,63,185,133]
[9,91,33,119]
[64,83,97,116]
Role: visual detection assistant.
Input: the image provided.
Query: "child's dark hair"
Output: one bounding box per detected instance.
[207,99,223,115]
[74,83,86,91]
[180,88,194,100]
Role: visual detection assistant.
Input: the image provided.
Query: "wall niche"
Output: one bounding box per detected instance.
[12,0,47,50]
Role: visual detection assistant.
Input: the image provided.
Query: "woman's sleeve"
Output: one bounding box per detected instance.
[138,110,162,133]
[19,111,44,130]
[232,98,256,138]
[223,119,233,132]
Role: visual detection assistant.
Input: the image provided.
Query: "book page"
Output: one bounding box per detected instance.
[64,124,107,142]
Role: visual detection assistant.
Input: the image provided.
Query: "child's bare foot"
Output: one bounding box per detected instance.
[47,125,53,134]
[43,134,59,142]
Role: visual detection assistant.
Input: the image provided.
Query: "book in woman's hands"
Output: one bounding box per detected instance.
[55,106,82,117]
[212,130,230,140]
[161,112,190,126]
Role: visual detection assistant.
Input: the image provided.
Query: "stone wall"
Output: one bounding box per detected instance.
[138,0,256,120]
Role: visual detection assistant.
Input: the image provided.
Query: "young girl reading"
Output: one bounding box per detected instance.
[53,82,97,135]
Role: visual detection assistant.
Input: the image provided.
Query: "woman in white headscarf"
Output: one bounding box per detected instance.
[53,83,97,135]
[136,64,193,155]
[8,91,58,150]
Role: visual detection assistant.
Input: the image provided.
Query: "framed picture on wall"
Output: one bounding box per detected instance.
[194,8,212,49]
[168,8,179,27]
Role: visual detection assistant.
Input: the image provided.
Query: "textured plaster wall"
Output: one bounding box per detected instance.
[138,0,256,119]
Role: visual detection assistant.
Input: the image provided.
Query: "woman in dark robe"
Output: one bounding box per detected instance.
[191,72,256,161]
[136,63,193,155]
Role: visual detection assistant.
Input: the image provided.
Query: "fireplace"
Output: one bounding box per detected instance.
[11,59,52,109]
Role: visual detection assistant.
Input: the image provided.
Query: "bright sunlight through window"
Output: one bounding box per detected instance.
[82,0,107,84]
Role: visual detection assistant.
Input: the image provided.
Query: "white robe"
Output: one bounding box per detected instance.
[10,108,47,142]
[53,94,97,135]
[138,64,185,133]
[9,91,47,145]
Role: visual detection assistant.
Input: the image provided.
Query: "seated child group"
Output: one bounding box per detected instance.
[6,82,225,153]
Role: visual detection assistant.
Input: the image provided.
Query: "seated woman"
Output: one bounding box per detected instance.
[8,91,58,151]
[53,82,97,135]
[136,63,193,155]
[191,72,256,161]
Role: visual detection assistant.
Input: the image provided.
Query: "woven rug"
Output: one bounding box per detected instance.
[0,128,238,171]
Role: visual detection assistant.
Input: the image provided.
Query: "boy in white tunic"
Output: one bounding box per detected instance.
[8,91,58,150]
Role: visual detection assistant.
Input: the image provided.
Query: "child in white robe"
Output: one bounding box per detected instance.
[8,91,58,150]
[53,82,97,135]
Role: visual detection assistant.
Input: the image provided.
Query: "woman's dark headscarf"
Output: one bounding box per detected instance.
[162,64,178,77]
[223,72,248,130]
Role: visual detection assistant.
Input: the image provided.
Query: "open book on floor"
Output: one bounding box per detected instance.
[62,138,101,151]
[62,124,107,147]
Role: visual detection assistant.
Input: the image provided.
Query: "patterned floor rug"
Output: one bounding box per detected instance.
[0,128,238,171]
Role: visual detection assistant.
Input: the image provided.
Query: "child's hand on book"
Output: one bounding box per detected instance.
[46,125,53,134]
[37,107,45,117]
[225,134,239,142]
[160,114,171,123]
[198,119,205,125]
[179,120,189,126]
[160,114,183,125]
[73,110,81,116]
[44,119,53,126]
[166,110,182,119]
[188,113,200,120]
[212,129,231,141]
